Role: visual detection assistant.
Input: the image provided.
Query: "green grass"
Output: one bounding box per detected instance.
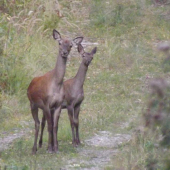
[0,0,170,169]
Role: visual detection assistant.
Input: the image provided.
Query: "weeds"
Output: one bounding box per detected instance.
[143,76,170,168]
[0,0,170,169]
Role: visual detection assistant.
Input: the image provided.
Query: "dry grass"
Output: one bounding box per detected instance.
[0,0,170,169]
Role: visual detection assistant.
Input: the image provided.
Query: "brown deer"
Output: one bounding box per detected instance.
[27,29,83,154]
[38,44,97,147]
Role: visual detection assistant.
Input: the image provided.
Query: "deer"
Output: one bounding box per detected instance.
[27,29,83,154]
[38,43,97,147]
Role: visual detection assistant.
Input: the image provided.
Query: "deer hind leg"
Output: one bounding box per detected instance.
[67,105,76,146]
[31,105,40,154]
[74,104,81,145]
[39,112,46,148]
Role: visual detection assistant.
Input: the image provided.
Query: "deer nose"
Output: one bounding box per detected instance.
[64,51,68,55]
[63,51,68,55]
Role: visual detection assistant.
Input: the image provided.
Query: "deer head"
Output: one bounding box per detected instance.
[78,44,97,66]
[53,29,83,58]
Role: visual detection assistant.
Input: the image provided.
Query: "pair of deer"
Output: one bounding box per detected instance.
[27,30,97,154]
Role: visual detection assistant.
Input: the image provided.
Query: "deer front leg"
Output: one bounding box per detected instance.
[74,104,81,145]
[39,112,46,148]
[31,106,40,154]
[45,107,53,153]
[67,105,76,146]
[53,106,61,153]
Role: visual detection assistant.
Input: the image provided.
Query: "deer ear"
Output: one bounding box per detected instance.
[53,29,62,42]
[73,37,83,45]
[91,47,97,55]
[78,44,84,55]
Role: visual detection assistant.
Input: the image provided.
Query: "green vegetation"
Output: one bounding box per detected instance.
[0,0,170,169]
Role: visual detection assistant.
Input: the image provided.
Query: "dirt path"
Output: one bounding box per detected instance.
[61,116,136,170]
[62,131,131,170]
[0,119,132,170]
[0,120,32,152]
[0,131,26,151]
[0,128,31,152]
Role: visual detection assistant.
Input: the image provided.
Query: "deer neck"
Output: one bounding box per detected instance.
[53,52,67,85]
[74,62,88,88]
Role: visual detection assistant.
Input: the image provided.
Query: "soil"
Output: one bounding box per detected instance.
[0,120,131,170]
[0,128,30,152]
[62,131,131,170]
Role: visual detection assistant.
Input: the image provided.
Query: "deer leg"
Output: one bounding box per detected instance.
[31,105,40,154]
[45,107,53,153]
[39,112,46,148]
[51,109,54,149]
[53,106,61,153]
[74,104,81,145]
[67,105,76,146]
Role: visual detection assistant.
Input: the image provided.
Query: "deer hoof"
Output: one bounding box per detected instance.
[39,141,42,148]
[47,149,53,154]
[72,141,77,147]
[53,146,58,153]
[76,139,81,145]
[47,146,53,154]
[32,147,37,155]
[39,143,42,148]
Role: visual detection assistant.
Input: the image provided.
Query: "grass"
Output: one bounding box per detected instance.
[0,0,170,169]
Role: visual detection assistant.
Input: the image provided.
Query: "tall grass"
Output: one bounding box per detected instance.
[0,0,62,134]
[0,0,170,169]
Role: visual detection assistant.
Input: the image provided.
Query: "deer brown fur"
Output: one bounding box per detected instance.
[39,44,97,147]
[27,29,83,154]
